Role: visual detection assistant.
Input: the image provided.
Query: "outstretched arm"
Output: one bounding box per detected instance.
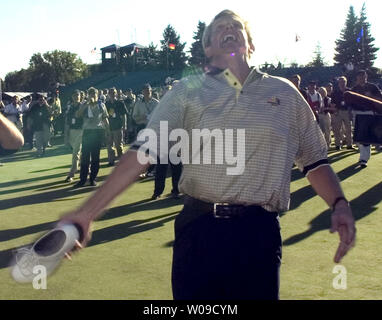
[60,150,150,247]
[306,165,356,263]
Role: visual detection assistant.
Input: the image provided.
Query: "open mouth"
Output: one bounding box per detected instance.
[221,34,237,44]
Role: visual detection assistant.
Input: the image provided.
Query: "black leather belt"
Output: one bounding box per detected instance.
[184,196,263,219]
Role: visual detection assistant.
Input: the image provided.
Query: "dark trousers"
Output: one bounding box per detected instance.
[23,115,34,147]
[80,129,104,183]
[154,162,182,196]
[172,204,282,300]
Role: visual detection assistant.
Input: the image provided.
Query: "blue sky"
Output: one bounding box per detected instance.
[1,0,381,79]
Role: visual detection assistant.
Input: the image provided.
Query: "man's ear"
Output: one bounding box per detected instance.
[204,46,213,58]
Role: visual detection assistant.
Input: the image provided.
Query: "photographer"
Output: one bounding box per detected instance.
[28,95,52,157]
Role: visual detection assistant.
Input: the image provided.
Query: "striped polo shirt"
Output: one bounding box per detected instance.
[132,67,328,212]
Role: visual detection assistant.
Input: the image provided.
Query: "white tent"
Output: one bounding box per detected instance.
[3,92,48,99]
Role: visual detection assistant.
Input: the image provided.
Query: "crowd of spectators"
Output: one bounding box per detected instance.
[1,70,381,182]
[289,69,382,168]
[0,80,180,197]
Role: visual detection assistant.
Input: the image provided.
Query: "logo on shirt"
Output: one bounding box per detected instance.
[267,97,281,106]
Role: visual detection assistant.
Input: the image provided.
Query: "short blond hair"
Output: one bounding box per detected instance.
[318,87,327,97]
[202,10,254,58]
[338,76,347,83]
[87,87,98,95]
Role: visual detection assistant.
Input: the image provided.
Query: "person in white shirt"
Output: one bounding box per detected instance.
[306,81,323,122]
[132,83,159,178]
[21,95,33,148]
[132,83,159,132]
[4,96,23,131]
[318,87,335,148]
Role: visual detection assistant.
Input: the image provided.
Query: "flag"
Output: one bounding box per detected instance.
[168,43,176,50]
[357,27,364,43]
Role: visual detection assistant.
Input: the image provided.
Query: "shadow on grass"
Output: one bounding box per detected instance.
[288,163,363,212]
[0,172,68,190]
[89,211,178,248]
[283,181,382,246]
[0,182,103,210]
[0,170,115,202]
[99,195,184,222]
[0,178,71,196]
[0,196,182,243]
[0,221,57,243]
[0,210,179,269]
[30,164,71,173]
[1,145,72,163]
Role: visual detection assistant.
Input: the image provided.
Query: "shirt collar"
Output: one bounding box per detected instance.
[218,67,261,90]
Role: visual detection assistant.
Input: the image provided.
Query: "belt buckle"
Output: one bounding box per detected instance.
[213,203,231,219]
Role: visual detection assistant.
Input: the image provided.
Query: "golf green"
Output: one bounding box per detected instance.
[0,143,381,299]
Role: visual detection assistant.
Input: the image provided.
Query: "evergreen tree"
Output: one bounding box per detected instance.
[159,25,187,71]
[142,42,160,69]
[307,43,326,68]
[354,3,379,71]
[334,6,359,68]
[334,4,379,74]
[189,21,206,67]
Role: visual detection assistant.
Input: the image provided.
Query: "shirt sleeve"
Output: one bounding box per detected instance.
[294,93,329,175]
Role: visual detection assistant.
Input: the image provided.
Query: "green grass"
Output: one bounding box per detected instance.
[0,142,381,300]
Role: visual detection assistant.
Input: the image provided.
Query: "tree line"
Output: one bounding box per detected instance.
[3,4,380,92]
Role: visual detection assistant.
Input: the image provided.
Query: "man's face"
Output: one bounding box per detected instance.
[109,90,117,100]
[72,93,81,103]
[338,78,347,89]
[88,91,98,101]
[357,72,367,85]
[12,97,20,105]
[143,88,151,98]
[205,15,254,59]
[308,84,316,92]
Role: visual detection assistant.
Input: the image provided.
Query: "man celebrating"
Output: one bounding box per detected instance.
[60,10,356,300]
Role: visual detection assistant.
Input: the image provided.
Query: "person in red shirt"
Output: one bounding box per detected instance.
[306,81,322,122]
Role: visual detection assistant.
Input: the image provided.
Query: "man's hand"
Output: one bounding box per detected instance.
[330,201,356,263]
[58,209,93,257]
